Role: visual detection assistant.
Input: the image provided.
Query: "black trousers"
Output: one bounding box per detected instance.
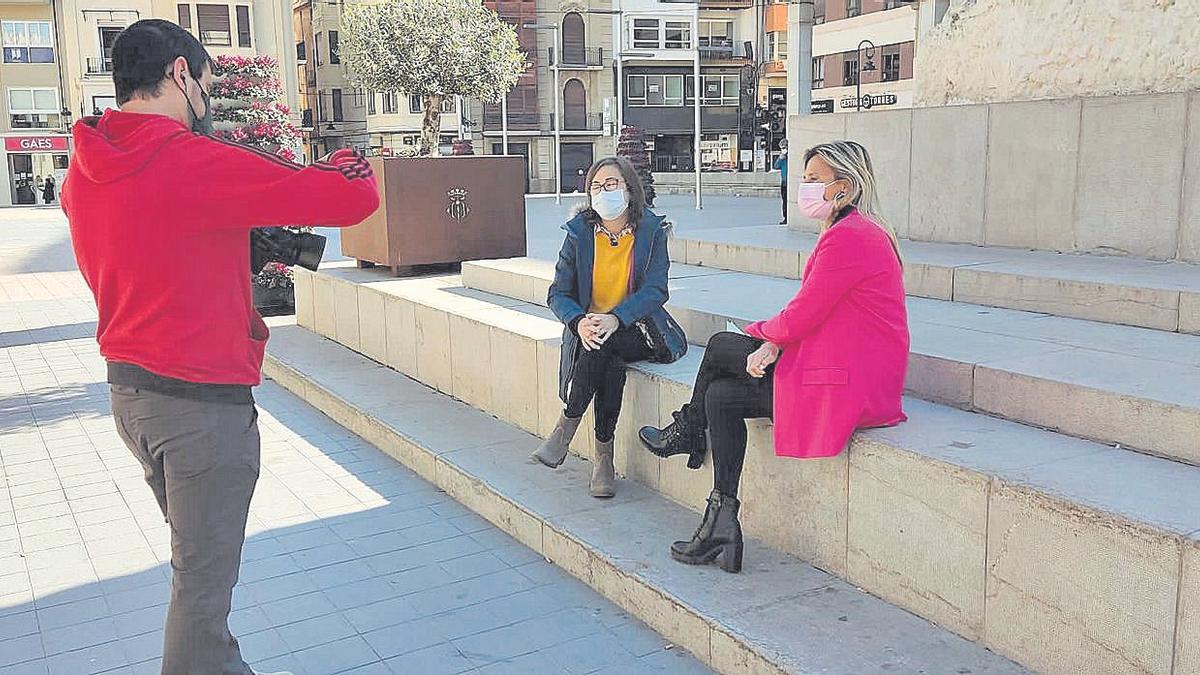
[689,332,774,497]
[565,326,653,443]
[780,184,787,221]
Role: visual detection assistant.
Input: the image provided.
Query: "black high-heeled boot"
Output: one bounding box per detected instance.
[670,489,743,573]
[638,404,707,469]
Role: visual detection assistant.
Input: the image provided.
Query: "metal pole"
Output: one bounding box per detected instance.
[692,3,702,210]
[553,29,562,205]
[614,0,624,137]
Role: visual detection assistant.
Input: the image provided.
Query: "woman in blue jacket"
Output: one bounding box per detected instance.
[532,156,686,498]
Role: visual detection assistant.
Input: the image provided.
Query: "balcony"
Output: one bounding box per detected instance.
[482,108,544,132]
[553,113,604,133]
[549,47,605,69]
[86,57,112,75]
[699,43,749,62]
[700,0,753,7]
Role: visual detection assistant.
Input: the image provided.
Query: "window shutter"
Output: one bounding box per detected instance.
[235,6,251,48]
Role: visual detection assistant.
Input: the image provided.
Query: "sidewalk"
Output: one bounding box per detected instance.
[0,264,710,673]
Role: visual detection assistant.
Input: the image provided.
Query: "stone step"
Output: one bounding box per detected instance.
[291,263,1200,675]
[459,257,1200,467]
[263,323,1028,675]
[667,225,1200,334]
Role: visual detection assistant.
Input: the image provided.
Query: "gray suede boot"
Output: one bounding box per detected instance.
[531,414,582,468]
[590,439,616,498]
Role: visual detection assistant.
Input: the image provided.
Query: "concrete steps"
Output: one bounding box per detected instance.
[291,263,1200,675]
[264,323,1027,675]
[667,225,1200,334]
[459,257,1200,467]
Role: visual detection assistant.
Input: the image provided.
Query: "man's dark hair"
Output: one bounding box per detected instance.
[112,19,213,106]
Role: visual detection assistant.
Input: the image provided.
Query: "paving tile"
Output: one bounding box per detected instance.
[0,635,43,669]
[275,612,357,653]
[289,635,380,674]
[40,617,119,656]
[382,642,476,675]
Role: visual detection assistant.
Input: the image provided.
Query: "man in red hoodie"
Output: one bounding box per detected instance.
[62,20,378,674]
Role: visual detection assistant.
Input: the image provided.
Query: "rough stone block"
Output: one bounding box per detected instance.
[293,268,315,330]
[436,461,543,554]
[954,270,1180,331]
[973,358,1200,466]
[1075,94,1187,260]
[332,278,361,352]
[984,483,1181,675]
[414,305,453,394]
[1181,91,1200,262]
[312,274,337,339]
[709,628,782,675]
[383,295,417,377]
[613,372,662,492]
[542,527,593,585]
[847,441,987,639]
[905,352,974,409]
[536,339,564,439]
[447,313,492,412]
[1175,539,1200,674]
[984,98,1080,251]
[590,556,712,662]
[490,328,541,435]
[668,304,725,349]
[357,286,387,364]
[847,109,913,238]
[904,262,954,301]
[685,240,800,279]
[740,423,848,578]
[909,104,989,245]
[1181,292,1200,335]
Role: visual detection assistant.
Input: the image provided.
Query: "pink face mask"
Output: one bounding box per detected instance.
[797,180,840,220]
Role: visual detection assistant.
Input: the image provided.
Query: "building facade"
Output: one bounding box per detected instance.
[808,0,918,116]
[0,0,297,206]
[293,0,369,160]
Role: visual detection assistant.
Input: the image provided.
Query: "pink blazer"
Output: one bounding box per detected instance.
[745,209,909,458]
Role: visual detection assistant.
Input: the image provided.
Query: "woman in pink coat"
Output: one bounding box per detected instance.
[639,141,909,572]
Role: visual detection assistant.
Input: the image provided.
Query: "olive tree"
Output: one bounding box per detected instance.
[339,0,526,156]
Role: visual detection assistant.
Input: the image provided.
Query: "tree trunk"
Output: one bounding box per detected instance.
[420,94,443,156]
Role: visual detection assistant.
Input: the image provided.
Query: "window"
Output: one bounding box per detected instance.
[8,88,60,128]
[847,0,861,17]
[196,5,231,46]
[767,31,787,62]
[843,55,859,86]
[235,5,251,48]
[315,94,323,122]
[664,21,690,49]
[332,89,343,122]
[367,92,376,115]
[314,32,322,65]
[92,95,117,114]
[627,74,684,107]
[2,21,55,64]
[885,0,907,8]
[701,74,739,106]
[408,95,455,114]
[881,45,901,81]
[381,92,398,114]
[811,56,825,89]
[814,0,826,24]
[177,4,191,30]
[631,19,659,49]
[698,20,733,48]
[329,30,339,64]
[95,26,122,72]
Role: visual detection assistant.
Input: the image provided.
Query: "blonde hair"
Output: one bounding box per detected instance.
[803,141,902,264]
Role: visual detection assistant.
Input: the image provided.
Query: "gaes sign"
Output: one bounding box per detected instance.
[4,137,69,153]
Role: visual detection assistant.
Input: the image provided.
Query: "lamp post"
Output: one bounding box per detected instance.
[855,39,876,112]
[524,22,563,204]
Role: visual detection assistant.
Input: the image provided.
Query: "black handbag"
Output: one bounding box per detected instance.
[633,313,684,364]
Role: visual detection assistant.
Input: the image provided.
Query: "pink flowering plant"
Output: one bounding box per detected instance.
[254,262,294,290]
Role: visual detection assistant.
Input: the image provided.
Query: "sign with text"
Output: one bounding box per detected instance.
[5,136,69,153]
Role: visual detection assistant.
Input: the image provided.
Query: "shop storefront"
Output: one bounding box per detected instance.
[3,135,69,206]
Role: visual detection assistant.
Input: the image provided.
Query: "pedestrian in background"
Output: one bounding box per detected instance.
[774,138,789,225]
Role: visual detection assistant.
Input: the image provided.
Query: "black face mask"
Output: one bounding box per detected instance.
[177,76,213,135]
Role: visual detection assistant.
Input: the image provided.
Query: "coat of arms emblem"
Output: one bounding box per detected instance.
[446,187,470,222]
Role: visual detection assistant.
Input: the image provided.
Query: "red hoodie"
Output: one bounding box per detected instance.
[63,110,379,386]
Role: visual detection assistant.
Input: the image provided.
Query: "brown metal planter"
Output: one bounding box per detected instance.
[340,156,528,275]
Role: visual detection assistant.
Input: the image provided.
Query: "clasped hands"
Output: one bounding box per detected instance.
[746,342,780,378]
[577,313,620,351]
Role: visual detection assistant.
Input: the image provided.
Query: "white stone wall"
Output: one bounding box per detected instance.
[914,0,1200,106]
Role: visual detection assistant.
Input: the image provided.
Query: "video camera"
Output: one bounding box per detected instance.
[250,227,327,275]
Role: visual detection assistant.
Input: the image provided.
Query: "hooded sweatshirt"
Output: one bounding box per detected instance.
[63,110,379,388]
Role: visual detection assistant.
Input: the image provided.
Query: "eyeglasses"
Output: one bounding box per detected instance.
[589,177,624,194]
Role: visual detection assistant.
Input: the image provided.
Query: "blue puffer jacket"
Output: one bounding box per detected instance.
[548,209,687,403]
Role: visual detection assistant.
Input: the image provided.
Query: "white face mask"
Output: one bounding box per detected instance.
[593,189,629,221]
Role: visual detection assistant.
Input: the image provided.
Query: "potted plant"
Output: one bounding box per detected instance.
[252,262,295,317]
[337,0,532,275]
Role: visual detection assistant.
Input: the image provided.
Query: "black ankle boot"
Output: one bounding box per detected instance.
[639,404,707,469]
[670,489,743,573]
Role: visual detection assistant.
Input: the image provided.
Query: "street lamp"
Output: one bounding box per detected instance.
[523,22,563,205]
[856,39,876,112]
